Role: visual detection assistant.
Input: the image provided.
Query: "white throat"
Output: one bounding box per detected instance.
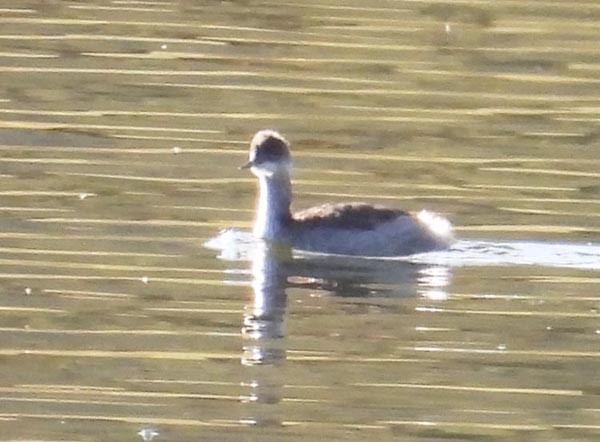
[253,169,292,240]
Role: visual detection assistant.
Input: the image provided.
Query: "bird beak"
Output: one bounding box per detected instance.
[239,160,253,170]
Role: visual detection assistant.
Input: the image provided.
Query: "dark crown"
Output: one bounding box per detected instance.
[250,130,291,164]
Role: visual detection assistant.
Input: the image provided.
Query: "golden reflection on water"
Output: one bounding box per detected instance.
[0,0,599,441]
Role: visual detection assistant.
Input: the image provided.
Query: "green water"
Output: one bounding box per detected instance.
[0,1,598,441]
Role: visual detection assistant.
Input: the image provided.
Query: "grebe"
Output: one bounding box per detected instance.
[240,130,453,257]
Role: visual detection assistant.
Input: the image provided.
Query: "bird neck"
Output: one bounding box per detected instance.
[254,172,292,240]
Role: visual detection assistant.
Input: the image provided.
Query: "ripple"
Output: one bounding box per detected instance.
[207,229,600,270]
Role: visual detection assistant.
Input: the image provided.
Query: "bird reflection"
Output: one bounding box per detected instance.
[241,243,290,367]
[235,239,452,426]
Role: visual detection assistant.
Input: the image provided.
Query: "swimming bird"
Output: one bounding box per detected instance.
[240,130,453,256]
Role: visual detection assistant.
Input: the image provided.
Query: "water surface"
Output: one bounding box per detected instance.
[0,1,599,441]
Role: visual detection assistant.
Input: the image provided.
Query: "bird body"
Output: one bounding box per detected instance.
[242,130,453,257]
